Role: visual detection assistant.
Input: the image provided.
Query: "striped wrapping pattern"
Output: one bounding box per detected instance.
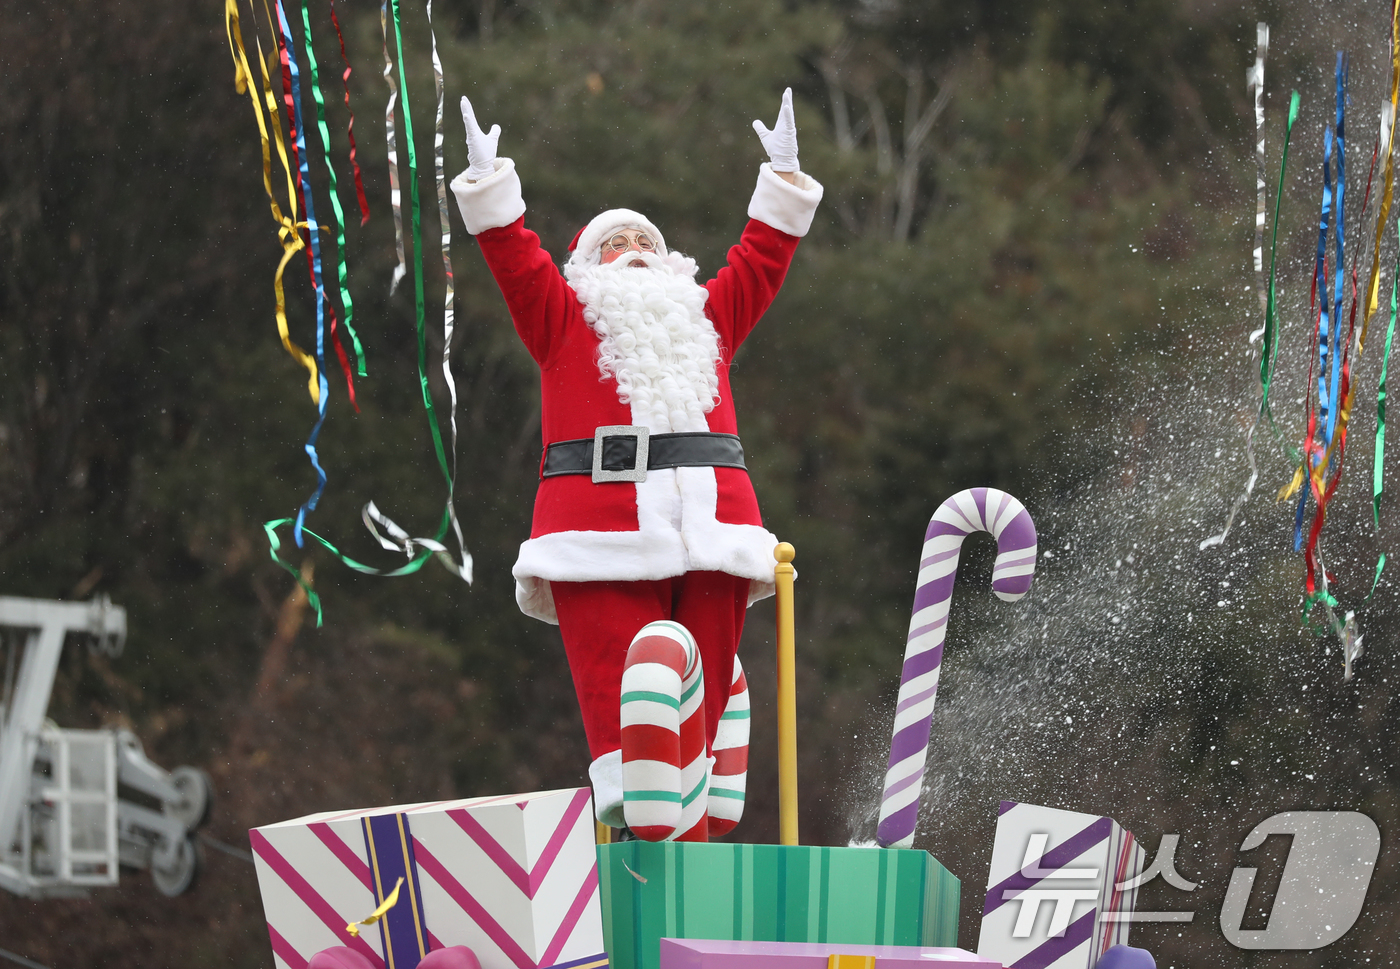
[706,657,750,837]
[597,842,961,969]
[976,801,1143,969]
[250,789,606,969]
[877,488,1037,849]
[621,621,709,842]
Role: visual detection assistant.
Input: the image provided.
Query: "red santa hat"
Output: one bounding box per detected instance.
[566,208,667,265]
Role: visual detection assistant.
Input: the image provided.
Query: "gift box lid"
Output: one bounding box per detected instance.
[257,790,579,830]
[660,939,1000,968]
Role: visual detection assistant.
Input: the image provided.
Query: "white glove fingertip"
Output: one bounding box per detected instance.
[488,124,501,140]
[753,119,770,138]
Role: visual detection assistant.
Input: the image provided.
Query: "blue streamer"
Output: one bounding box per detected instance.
[1294,485,1309,551]
[1315,121,1336,462]
[1326,52,1348,453]
[276,0,333,547]
[1301,100,1337,550]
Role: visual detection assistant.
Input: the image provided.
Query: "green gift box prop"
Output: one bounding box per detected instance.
[596,842,960,969]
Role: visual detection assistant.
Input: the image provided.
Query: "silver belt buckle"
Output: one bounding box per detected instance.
[592,425,649,483]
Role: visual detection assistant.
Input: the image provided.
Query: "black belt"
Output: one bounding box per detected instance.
[541,425,746,483]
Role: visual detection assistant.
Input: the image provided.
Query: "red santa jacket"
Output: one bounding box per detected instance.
[451,160,823,622]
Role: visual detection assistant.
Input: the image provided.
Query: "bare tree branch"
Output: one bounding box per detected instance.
[893,68,955,242]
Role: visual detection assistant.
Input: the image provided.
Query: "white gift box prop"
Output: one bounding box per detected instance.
[976,801,1144,969]
[250,788,606,969]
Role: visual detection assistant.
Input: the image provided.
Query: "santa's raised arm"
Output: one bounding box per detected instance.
[450,91,822,842]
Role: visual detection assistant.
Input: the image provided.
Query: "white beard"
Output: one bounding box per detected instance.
[564,250,720,433]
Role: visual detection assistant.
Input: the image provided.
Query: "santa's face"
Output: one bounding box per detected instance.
[599,229,658,265]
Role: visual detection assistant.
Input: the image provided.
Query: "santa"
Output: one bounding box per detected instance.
[451,89,822,839]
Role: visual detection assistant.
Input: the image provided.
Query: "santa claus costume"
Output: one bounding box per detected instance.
[451,91,822,834]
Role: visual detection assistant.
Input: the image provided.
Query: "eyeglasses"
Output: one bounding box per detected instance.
[602,231,656,254]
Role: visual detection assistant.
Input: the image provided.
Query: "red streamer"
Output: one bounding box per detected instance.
[329,0,371,225]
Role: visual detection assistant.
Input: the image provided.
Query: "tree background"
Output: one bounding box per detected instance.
[4,0,1400,966]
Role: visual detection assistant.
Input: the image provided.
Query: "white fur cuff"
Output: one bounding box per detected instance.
[747,162,823,237]
[450,157,526,235]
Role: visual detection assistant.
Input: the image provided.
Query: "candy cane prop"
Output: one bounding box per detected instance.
[621,621,710,841]
[707,657,750,837]
[877,488,1037,849]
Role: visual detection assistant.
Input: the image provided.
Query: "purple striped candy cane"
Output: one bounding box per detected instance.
[876,487,1037,849]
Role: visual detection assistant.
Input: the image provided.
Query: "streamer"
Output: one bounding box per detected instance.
[380,0,407,294]
[354,0,472,582]
[1202,24,1275,550]
[263,0,472,619]
[271,0,334,548]
[223,0,320,405]
[328,0,371,225]
[299,0,367,397]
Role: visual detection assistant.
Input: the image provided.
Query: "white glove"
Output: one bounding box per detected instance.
[752,87,799,173]
[460,96,501,182]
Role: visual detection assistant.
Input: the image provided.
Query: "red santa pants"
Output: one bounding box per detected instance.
[552,571,751,759]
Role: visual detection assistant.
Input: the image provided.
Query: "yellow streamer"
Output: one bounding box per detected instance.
[1362,2,1400,341]
[1280,463,1306,502]
[225,0,321,405]
[345,875,403,937]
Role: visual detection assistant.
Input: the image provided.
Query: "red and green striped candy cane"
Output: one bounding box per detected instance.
[621,621,710,841]
[707,658,750,837]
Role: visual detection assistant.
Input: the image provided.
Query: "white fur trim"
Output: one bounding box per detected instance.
[747,163,823,237]
[589,749,625,828]
[450,157,526,234]
[513,468,689,623]
[512,503,689,583]
[515,577,556,623]
[512,466,779,623]
[676,466,783,589]
[566,209,667,271]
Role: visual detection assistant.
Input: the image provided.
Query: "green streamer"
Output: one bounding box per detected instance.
[1301,587,1340,632]
[1370,208,1400,601]
[266,517,438,627]
[299,0,365,377]
[388,0,452,485]
[1376,239,1399,528]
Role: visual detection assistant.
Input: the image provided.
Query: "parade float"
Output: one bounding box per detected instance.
[210,0,1400,965]
[244,491,1151,969]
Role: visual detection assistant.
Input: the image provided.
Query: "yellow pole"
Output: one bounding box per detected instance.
[774,542,799,846]
[596,820,612,845]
